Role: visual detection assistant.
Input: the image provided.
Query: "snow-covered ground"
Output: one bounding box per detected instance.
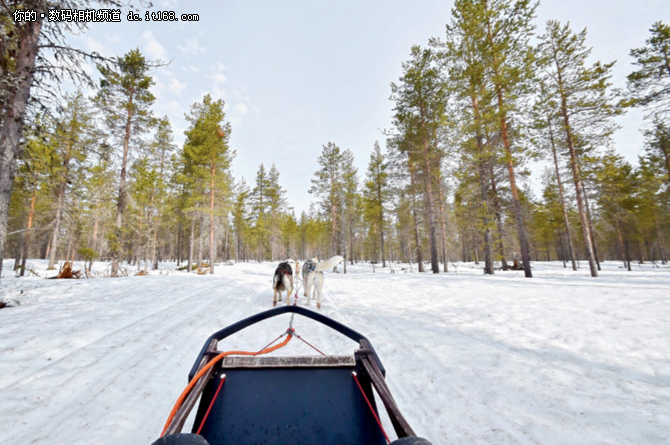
[1,259,669,444]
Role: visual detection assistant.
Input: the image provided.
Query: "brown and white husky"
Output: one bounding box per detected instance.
[272,259,296,307]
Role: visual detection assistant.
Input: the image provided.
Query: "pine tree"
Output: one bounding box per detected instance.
[364,141,389,267]
[95,48,156,277]
[537,20,623,277]
[637,155,668,263]
[594,151,638,270]
[386,128,426,272]
[390,46,447,273]
[532,82,578,270]
[627,21,670,117]
[433,8,496,274]
[642,118,670,184]
[0,0,124,279]
[480,0,537,278]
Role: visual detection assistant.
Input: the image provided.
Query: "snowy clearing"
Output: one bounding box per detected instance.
[1,260,669,444]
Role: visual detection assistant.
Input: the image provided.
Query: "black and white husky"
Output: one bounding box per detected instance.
[272,259,296,307]
[302,255,343,309]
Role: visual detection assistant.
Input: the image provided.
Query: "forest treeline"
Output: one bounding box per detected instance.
[1,1,669,279]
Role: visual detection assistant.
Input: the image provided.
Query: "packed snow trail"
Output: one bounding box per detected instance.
[1,260,669,444]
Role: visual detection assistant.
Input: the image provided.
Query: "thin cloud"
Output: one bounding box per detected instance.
[141,31,168,61]
[168,78,187,96]
[211,72,227,84]
[182,65,201,73]
[178,38,206,55]
[234,103,249,115]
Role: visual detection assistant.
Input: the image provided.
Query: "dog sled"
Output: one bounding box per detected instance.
[153,306,432,445]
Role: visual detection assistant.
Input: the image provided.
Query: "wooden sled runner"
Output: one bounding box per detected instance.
[153,306,432,445]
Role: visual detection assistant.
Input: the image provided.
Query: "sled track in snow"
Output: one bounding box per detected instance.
[0,278,269,445]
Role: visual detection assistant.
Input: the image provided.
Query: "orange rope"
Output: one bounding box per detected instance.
[161,333,293,436]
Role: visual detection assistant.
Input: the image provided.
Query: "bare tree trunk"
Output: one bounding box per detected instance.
[471,97,494,275]
[436,169,449,272]
[659,132,670,184]
[484,12,531,278]
[47,183,65,270]
[476,159,495,275]
[111,88,135,277]
[177,221,182,266]
[188,219,194,272]
[45,233,51,260]
[555,57,598,277]
[349,217,355,266]
[198,216,203,268]
[378,188,386,268]
[548,119,577,271]
[407,157,424,272]
[137,209,144,272]
[209,160,216,274]
[557,229,566,268]
[652,206,667,264]
[20,186,37,276]
[419,112,440,273]
[489,162,508,271]
[581,182,601,271]
[90,201,101,253]
[224,219,230,261]
[14,229,24,271]
[48,140,76,271]
[0,15,43,281]
[341,192,347,274]
[330,175,337,261]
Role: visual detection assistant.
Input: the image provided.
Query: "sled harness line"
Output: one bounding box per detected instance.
[195,374,226,435]
[352,371,391,444]
[295,333,326,356]
[287,312,326,355]
[161,332,294,437]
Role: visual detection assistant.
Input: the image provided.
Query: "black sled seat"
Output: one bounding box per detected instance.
[155,306,432,445]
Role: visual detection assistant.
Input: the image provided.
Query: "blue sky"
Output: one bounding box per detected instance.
[71,0,670,214]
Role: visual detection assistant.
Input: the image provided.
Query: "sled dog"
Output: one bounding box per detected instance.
[272,259,296,307]
[302,255,343,309]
